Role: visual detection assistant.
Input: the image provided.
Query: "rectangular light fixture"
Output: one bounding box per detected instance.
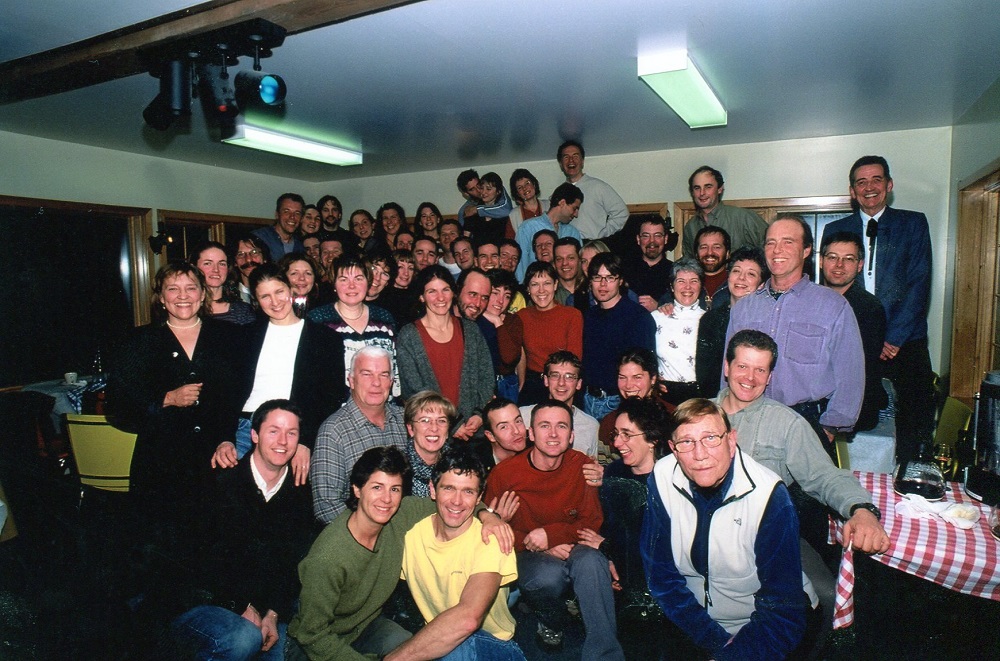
[223,122,363,166]
[638,52,727,129]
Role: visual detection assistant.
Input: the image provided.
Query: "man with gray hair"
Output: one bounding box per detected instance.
[311,346,408,523]
[651,257,706,405]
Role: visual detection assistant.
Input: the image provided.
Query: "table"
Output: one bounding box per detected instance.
[828,471,1000,628]
[21,375,105,434]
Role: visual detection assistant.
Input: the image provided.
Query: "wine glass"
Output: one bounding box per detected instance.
[932,443,955,480]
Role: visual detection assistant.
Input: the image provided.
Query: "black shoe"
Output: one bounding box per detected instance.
[535,622,564,653]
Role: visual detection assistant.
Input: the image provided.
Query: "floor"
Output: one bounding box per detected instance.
[2,394,999,660]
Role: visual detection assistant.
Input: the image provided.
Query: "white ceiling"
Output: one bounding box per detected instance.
[2,0,999,183]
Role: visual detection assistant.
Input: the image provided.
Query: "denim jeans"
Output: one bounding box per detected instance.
[235,417,253,460]
[496,373,520,404]
[583,392,620,422]
[172,605,287,660]
[440,630,527,661]
[517,545,625,660]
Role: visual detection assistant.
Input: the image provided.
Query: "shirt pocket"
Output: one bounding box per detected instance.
[784,323,827,366]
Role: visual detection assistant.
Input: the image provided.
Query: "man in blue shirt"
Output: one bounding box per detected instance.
[514,182,584,281]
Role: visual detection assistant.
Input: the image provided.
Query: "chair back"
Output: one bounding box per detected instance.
[933,397,972,450]
[65,414,137,492]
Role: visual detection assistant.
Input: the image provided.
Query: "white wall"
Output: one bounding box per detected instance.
[0,126,955,367]
[328,127,954,369]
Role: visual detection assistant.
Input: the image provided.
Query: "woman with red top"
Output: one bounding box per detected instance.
[396,265,494,441]
[501,261,583,406]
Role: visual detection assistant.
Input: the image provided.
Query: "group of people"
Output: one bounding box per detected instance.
[102,144,933,660]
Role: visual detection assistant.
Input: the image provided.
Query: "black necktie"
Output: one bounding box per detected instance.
[865,218,878,275]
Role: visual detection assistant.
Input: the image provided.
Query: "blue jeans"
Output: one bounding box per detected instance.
[583,392,620,422]
[497,373,520,403]
[440,630,526,661]
[172,605,287,660]
[350,616,412,657]
[517,545,624,661]
[235,417,253,460]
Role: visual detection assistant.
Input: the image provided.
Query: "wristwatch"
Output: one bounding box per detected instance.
[850,502,882,521]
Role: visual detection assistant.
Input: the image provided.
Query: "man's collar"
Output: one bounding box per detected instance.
[250,452,289,500]
[860,207,887,223]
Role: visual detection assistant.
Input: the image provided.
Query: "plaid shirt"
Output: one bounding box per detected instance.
[311,398,407,523]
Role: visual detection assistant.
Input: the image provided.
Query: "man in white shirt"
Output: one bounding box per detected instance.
[557,139,629,239]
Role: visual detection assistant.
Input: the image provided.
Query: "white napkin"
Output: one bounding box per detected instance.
[894,494,981,529]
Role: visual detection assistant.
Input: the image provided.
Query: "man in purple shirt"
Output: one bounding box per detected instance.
[725,214,864,449]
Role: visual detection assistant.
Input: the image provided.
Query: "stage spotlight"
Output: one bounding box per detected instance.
[235,71,287,108]
[147,223,174,253]
[143,59,191,131]
[198,64,240,122]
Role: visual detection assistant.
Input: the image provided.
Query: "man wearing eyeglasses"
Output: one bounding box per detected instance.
[253,192,305,261]
[233,234,270,304]
[821,232,888,432]
[520,351,599,458]
[580,252,656,421]
[622,216,674,311]
[641,398,809,661]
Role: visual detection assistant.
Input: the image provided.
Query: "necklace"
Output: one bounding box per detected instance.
[336,302,366,321]
[166,317,202,330]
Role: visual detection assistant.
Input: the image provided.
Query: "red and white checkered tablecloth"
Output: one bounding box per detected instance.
[828,471,1000,628]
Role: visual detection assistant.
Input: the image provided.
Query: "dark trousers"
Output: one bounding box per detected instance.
[884,338,936,463]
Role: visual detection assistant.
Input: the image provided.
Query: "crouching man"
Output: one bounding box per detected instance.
[641,399,806,660]
[387,446,525,660]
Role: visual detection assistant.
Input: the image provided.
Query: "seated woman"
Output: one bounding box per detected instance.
[190,241,256,325]
[579,397,671,614]
[464,172,515,247]
[509,168,547,233]
[278,252,322,317]
[598,348,672,458]
[211,264,347,477]
[650,257,706,406]
[402,390,458,497]
[696,246,768,397]
[308,254,399,394]
[500,262,583,406]
[396,266,495,440]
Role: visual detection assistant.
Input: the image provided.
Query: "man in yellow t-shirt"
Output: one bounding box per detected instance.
[387,446,525,661]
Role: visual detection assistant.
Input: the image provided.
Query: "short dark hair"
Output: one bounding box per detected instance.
[455,267,489,295]
[694,225,731,254]
[479,171,504,192]
[728,246,770,281]
[772,213,814,249]
[554,236,582,253]
[234,233,272,263]
[688,166,724,192]
[509,168,541,204]
[532,229,558,251]
[821,231,864,258]
[530,398,575,431]
[475,240,499,256]
[725,329,778,370]
[431,445,487,495]
[498,238,522,260]
[849,156,891,185]
[587,251,623,279]
[557,139,585,160]
[451,237,474,258]
[486,267,518,293]
[346,446,412,511]
[615,397,671,456]
[618,347,658,377]
[638,216,668,233]
[276,193,305,214]
[544,350,582,376]
[332,253,374,287]
[414,264,457,301]
[457,169,480,192]
[317,195,342,214]
[550,182,584,208]
[482,397,519,434]
[439,218,462,234]
[251,399,302,434]
[524,260,558,287]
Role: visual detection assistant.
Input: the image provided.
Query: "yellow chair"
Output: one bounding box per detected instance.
[65,414,137,501]
[933,397,972,451]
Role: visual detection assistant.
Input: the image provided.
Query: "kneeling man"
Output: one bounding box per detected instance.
[388,446,525,660]
[642,399,806,660]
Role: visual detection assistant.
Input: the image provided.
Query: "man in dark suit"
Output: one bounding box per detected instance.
[821,232,888,432]
[822,156,934,461]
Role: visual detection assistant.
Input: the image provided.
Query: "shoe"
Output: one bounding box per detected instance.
[536,622,564,652]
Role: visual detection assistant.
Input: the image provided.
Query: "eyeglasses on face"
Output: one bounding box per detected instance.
[670,432,726,453]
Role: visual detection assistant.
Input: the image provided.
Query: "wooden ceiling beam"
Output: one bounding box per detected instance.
[0,0,415,104]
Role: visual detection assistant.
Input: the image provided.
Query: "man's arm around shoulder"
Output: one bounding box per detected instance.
[384,573,502,661]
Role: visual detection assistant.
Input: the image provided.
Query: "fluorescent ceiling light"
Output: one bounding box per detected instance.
[638,52,727,129]
[223,122,363,166]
